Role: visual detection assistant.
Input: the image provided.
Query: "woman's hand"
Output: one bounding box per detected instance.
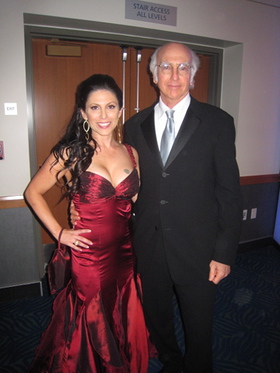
[60,228,92,252]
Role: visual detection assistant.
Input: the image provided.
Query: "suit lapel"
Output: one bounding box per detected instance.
[164,106,201,168]
[141,111,163,166]
[140,100,201,168]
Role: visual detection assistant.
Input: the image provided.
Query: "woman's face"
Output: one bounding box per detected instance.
[81,89,122,139]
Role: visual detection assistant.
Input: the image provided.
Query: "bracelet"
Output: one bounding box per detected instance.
[58,228,65,242]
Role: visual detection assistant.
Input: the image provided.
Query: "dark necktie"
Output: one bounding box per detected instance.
[160,109,175,165]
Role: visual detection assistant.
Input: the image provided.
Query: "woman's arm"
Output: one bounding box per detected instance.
[24,153,92,250]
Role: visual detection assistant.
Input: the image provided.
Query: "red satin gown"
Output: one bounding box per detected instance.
[29,144,155,372]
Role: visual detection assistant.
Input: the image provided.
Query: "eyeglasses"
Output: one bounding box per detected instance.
[156,62,192,76]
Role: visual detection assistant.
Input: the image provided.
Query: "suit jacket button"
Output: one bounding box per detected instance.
[160,200,168,205]
[162,172,169,177]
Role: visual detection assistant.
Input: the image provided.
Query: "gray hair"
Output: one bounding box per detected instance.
[149,43,200,88]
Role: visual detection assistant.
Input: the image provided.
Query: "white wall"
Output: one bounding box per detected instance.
[0,0,280,197]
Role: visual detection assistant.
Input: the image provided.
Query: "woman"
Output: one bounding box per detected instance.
[25,74,155,372]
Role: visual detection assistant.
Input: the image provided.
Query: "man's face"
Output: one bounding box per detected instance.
[155,43,193,108]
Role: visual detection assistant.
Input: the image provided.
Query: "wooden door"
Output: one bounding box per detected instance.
[32,38,210,244]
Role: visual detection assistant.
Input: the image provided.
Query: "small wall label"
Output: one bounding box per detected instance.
[4,103,17,115]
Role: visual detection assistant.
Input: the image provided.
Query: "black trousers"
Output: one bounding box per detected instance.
[138,230,217,373]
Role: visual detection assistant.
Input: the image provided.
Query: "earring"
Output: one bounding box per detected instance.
[83,120,90,141]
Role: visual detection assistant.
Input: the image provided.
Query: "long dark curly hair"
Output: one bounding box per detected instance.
[51,74,123,199]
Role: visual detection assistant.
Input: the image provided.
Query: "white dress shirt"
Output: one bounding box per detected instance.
[154,94,191,149]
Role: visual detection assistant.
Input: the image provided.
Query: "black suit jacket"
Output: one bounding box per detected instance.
[124,97,243,283]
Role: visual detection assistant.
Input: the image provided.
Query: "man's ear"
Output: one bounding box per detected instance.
[189,79,195,90]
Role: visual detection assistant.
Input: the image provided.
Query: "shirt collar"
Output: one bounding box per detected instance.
[158,94,191,118]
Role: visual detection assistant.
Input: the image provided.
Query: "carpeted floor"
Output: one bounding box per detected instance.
[0,245,280,373]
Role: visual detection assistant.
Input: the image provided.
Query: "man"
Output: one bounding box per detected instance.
[123,43,243,373]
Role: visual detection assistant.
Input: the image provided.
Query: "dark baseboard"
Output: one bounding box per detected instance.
[0,281,43,302]
[238,237,280,252]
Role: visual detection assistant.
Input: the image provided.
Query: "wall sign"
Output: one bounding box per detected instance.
[125,0,177,26]
[4,103,17,116]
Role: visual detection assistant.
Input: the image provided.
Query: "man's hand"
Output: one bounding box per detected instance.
[70,201,80,227]
[209,260,231,285]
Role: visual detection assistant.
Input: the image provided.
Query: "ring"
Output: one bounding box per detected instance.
[74,240,79,246]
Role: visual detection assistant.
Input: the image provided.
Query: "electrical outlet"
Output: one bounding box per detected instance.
[251,208,257,219]
[243,209,248,221]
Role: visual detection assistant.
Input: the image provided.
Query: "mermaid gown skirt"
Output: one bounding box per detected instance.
[29,168,155,372]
